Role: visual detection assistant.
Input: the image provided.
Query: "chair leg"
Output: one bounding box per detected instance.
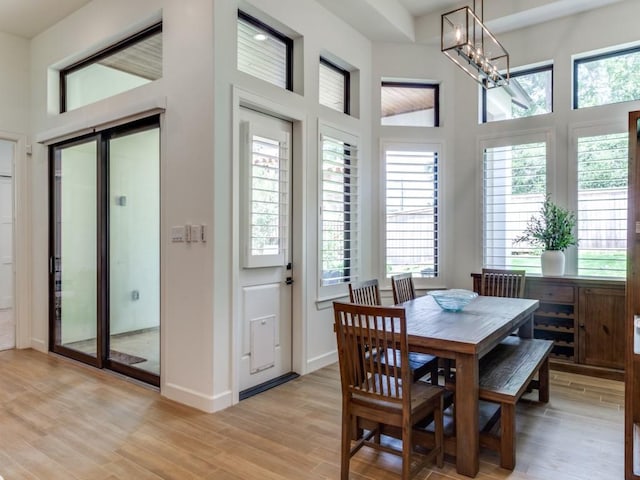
[435,395,444,468]
[402,422,412,480]
[341,407,352,480]
[429,361,439,386]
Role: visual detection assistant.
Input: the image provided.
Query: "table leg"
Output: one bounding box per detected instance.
[518,313,534,339]
[455,353,479,477]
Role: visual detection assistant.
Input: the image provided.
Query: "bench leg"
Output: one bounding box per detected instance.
[538,357,549,403]
[500,403,516,470]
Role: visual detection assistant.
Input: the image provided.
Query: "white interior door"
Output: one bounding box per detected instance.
[0,139,14,351]
[238,107,292,392]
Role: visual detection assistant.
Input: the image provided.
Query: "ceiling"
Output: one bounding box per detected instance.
[316,0,627,43]
[0,0,91,39]
[0,0,626,42]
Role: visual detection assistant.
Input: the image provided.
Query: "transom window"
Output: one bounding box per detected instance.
[319,57,350,114]
[381,82,439,127]
[61,23,162,113]
[574,45,640,109]
[483,139,547,273]
[384,144,439,278]
[482,65,553,123]
[237,11,293,91]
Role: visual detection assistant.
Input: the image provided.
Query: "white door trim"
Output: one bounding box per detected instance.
[0,131,29,349]
[231,86,308,404]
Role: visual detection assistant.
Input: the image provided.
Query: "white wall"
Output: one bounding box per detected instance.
[374,0,640,291]
[28,0,371,412]
[29,0,217,410]
[0,32,30,350]
[0,32,29,132]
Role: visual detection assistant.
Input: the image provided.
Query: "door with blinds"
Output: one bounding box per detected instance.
[238,107,293,395]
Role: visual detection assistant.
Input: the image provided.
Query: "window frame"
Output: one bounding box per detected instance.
[481,64,553,124]
[380,81,440,127]
[237,10,293,92]
[319,57,350,115]
[573,44,640,109]
[59,22,163,113]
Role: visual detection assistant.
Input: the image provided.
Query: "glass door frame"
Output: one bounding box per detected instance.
[48,115,160,387]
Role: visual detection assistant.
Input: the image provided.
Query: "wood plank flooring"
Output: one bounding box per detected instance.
[0,349,624,479]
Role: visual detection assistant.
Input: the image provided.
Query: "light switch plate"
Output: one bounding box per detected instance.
[190,224,202,243]
[171,226,185,242]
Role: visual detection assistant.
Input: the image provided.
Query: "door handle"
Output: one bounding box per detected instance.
[285,277,293,285]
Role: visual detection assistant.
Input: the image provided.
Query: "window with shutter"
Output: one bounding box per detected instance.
[320,127,358,289]
[576,132,627,277]
[483,139,547,272]
[383,144,438,278]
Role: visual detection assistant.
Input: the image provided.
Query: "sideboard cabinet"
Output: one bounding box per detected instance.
[472,274,625,379]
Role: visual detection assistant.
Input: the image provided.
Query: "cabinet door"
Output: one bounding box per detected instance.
[579,287,625,369]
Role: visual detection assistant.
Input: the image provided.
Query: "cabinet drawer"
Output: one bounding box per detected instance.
[527,284,574,303]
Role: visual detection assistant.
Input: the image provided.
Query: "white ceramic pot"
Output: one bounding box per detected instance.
[541,250,565,276]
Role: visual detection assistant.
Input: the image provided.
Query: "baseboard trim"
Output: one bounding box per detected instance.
[306,350,337,373]
[31,338,46,352]
[163,382,232,413]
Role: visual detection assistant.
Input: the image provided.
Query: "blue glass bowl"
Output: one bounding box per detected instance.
[428,289,478,312]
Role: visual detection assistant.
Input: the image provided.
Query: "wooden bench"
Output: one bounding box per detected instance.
[478,336,553,470]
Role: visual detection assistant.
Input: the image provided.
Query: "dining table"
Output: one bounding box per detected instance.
[401,293,539,477]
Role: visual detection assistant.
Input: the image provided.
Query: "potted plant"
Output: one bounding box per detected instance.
[514,195,577,276]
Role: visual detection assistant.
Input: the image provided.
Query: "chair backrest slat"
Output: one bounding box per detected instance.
[333,302,409,406]
[391,273,416,305]
[349,279,381,306]
[480,268,526,298]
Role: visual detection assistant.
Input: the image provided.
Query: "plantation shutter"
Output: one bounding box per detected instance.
[483,141,547,272]
[384,147,438,278]
[577,132,627,277]
[320,132,359,287]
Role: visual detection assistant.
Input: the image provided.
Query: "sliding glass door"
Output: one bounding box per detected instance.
[51,138,99,364]
[50,116,160,386]
[108,126,160,377]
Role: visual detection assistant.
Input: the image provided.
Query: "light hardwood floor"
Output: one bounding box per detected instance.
[0,349,623,479]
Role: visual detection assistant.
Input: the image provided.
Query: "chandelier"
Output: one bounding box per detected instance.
[441,0,509,88]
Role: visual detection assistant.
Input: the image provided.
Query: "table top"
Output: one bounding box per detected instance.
[403,295,539,356]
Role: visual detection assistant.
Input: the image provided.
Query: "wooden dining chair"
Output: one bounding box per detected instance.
[333,301,444,480]
[391,273,416,304]
[480,268,526,298]
[348,279,439,385]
